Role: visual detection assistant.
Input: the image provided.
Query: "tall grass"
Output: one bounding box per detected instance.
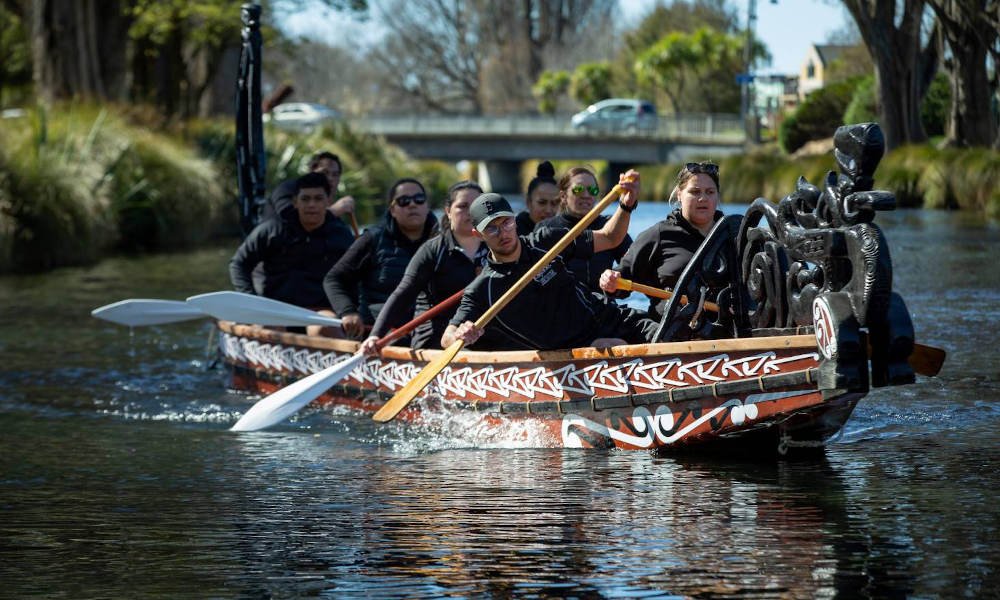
[1,104,460,272]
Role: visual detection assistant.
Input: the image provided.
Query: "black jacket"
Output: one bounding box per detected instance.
[229,212,354,308]
[534,213,631,291]
[259,177,298,223]
[515,211,536,236]
[371,228,490,349]
[324,212,438,324]
[617,208,724,319]
[450,230,656,350]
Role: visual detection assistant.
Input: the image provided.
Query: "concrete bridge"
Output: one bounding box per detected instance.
[356,113,747,192]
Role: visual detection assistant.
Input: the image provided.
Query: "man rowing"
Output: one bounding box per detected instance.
[442,172,659,351]
[229,172,354,311]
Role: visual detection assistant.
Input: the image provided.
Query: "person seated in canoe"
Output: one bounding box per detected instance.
[259,150,356,224]
[442,175,660,351]
[598,161,723,321]
[228,171,355,316]
[515,161,559,235]
[358,180,489,354]
[324,178,438,339]
[532,165,632,292]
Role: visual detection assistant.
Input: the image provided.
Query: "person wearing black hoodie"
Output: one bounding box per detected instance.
[229,171,354,309]
[599,162,723,321]
[533,165,631,292]
[324,178,438,338]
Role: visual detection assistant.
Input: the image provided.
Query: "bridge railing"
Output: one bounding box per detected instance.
[357,113,745,142]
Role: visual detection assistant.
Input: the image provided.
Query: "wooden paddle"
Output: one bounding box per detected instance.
[618,278,945,377]
[372,184,629,423]
[616,277,720,312]
[230,288,466,431]
[348,211,360,237]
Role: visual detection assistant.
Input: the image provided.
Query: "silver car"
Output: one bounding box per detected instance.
[570,98,657,135]
[264,103,340,133]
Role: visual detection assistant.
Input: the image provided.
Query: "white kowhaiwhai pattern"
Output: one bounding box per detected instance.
[220,333,818,400]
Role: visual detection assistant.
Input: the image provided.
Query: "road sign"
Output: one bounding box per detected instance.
[736,73,755,84]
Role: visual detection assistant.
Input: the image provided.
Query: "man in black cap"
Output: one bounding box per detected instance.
[442,170,660,350]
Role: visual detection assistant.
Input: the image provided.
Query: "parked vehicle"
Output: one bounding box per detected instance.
[571,99,657,135]
[264,102,340,132]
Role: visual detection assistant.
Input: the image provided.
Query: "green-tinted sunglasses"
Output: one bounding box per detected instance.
[570,184,600,196]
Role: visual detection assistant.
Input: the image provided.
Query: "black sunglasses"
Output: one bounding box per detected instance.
[394,193,427,207]
[683,162,719,176]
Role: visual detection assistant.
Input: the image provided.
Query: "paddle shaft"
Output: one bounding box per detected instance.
[374,184,628,423]
[616,278,720,313]
[349,211,360,237]
[377,288,464,349]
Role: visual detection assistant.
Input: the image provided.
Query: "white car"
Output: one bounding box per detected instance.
[264,103,340,132]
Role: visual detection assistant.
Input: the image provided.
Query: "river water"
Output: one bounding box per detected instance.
[1,205,998,598]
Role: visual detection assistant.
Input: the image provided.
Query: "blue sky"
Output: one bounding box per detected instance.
[282,0,851,76]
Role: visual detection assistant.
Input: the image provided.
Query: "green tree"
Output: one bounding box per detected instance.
[569,62,612,107]
[531,70,570,114]
[0,4,31,105]
[634,27,758,114]
[8,1,366,116]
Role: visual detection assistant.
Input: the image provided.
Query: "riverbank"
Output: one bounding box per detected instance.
[638,145,1000,217]
[4,104,999,274]
[0,103,458,273]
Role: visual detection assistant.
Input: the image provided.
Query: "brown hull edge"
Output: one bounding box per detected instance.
[217,321,863,454]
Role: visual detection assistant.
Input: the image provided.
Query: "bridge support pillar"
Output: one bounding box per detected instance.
[606,162,637,194]
[478,160,521,194]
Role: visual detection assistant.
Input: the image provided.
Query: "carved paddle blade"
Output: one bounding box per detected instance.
[372,340,464,422]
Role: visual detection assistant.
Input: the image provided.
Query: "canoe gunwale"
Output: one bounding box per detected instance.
[216,320,820,364]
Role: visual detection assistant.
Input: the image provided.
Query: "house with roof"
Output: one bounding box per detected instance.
[799,44,852,99]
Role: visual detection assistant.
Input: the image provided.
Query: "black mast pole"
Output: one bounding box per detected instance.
[235,3,267,236]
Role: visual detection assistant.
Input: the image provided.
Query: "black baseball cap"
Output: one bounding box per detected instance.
[470,193,515,233]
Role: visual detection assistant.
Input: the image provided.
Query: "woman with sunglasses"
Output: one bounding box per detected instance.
[359,180,489,353]
[324,177,438,338]
[533,165,632,292]
[515,161,560,235]
[599,161,724,320]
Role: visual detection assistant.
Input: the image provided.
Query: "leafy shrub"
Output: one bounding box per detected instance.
[921,72,951,138]
[843,75,878,126]
[779,78,860,153]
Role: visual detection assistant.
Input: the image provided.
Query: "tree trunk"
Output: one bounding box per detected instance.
[928,0,998,147]
[841,0,938,149]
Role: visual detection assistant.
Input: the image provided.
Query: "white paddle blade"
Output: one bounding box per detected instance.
[186,291,342,328]
[230,352,365,431]
[91,299,206,326]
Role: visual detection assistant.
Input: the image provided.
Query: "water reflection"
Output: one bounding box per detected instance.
[2,210,1000,597]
